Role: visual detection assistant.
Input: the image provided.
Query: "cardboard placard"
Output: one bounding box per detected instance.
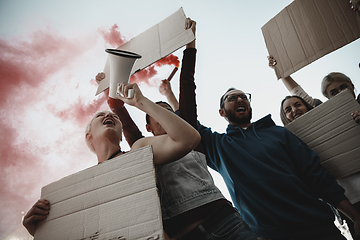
[34,145,164,240]
[262,0,360,79]
[285,90,360,179]
[96,7,195,95]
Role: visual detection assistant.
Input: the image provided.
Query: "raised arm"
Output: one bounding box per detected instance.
[281,76,299,91]
[267,56,299,91]
[185,17,195,49]
[117,82,201,165]
[96,72,144,147]
[158,18,204,155]
[156,15,197,113]
[159,79,179,111]
[110,106,144,146]
[178,17,197,129]
[268,56,321,107]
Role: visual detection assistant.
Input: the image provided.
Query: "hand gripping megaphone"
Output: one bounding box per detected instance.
[105,49,142,108]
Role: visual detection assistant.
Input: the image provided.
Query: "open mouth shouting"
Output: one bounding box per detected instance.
[103,117,116,126]
[236,105,247,113]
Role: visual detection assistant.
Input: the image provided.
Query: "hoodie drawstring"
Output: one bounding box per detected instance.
[252,125,262,140]
[236,127,247,139]
[236,126,262,140]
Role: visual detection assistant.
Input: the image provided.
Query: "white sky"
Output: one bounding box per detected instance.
[0,0,359,237]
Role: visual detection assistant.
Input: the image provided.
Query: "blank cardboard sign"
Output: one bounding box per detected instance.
[96,7,195,95]
[262,0,360,79]
[34,145,164,240]
[285,90,360,179]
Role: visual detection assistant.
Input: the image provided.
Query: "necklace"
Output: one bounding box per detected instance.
[107,149,122,160]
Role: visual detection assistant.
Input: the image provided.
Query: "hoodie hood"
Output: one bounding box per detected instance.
[226,114,275,139]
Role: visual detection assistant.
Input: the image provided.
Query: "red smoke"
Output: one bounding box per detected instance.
[98,24,127,48]
[155,53,180,68]
[0,118,43,236]
[129,54,180,85]
[0,29,78,105]
[129,65,157,84]
[0,28,96,237]
[53,92,108,126]
[130,54,180,85]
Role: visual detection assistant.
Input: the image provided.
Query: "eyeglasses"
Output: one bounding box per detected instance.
[221,93,251,108]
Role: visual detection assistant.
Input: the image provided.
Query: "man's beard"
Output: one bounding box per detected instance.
[225,107,252,125]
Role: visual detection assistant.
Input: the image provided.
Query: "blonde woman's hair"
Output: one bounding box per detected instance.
[85,111,121,153]
[321,72,354,99]
[85,111,103,153]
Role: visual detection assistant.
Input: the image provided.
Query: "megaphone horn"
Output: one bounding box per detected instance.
[105,49,142,108]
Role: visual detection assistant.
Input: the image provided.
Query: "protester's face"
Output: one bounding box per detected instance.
[89,111,122,142]
[326,79,355,99]
[221,90,252,125]
[283,97,308,122]
[146,102,173,136]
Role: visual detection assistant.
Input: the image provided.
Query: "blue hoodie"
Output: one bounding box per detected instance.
[199,114,347,238]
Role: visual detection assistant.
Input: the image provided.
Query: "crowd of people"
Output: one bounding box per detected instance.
[22,18,360,240]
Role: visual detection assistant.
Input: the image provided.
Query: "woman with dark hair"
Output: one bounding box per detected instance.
[271,56,360,239]
[280,95,313,125]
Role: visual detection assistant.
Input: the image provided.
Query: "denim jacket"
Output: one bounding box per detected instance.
[157,150,225,220]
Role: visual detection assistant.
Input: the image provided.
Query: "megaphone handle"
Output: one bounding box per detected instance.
[127,89,134,98]
[117,83,134,98]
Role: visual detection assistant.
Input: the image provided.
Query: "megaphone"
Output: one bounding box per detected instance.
[105,49,142,108]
